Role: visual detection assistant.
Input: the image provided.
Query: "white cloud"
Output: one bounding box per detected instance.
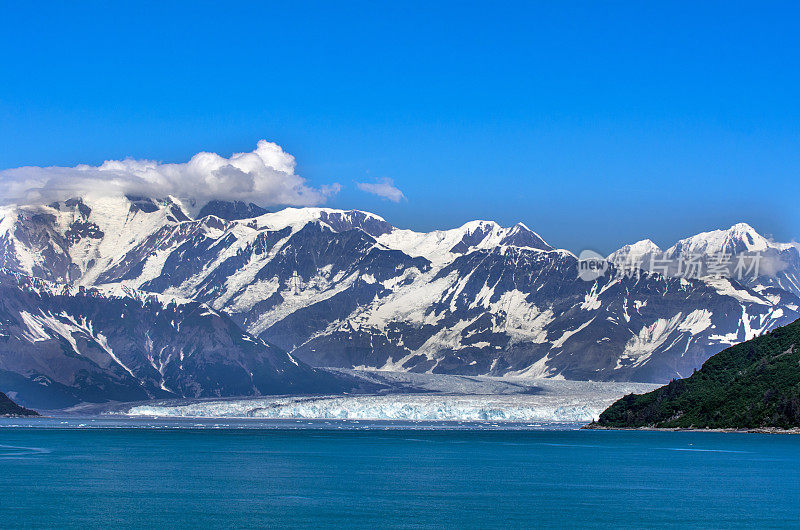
[356,177,405,202]
[0,140,340,207]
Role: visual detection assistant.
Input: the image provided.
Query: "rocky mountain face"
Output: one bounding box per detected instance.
[0,270,358,409]
[1,195,799,394]
[197,200,269,221]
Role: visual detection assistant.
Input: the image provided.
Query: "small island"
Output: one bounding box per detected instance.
[0,392,39,417]
[589,318,800,431]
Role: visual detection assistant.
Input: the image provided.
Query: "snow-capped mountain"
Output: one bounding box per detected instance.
[667,222,776,256]
[1,195,799,389]
[607,239,661,267]
[663,223,800,297]
[608,223,800,298]
[0,269,358,409]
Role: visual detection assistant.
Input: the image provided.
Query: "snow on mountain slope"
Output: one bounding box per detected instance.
[250,207,393,237]
[0,269,359,409]
[0,196,191,285]
[607,239,661,265]
[666,222,775,256]
[377,220,553,265]
[2,196,799,385]
[284,244,797,381]
[607,222,800,298]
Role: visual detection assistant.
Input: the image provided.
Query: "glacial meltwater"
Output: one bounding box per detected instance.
[1,418,799,528]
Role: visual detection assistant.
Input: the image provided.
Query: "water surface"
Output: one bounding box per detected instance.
[1,419,799,528]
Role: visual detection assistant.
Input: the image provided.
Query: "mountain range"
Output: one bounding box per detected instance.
[1,195,798,406]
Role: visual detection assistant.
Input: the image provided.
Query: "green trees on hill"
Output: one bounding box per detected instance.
[592,318,800,429]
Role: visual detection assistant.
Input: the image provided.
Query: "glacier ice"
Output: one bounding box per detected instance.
[124,378,658,423]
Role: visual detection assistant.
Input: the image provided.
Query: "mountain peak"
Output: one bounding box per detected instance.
[500,222,551,251]
[608,239,662,262]
[668,222,771,257]
[460,219,501,231]
[254,207,393,238]
[729,221,756,232]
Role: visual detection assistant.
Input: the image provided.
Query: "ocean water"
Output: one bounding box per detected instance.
[2,419,799,528]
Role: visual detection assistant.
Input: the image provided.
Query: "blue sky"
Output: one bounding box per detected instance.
[1,1,799,253]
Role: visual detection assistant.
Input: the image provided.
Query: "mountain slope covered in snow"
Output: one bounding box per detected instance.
[1,195,799,388]
[0,269,358,409]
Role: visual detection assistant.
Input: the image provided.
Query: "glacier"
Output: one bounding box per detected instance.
[124,377,657,423]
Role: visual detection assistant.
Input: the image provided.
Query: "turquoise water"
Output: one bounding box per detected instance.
[2,419,800,528]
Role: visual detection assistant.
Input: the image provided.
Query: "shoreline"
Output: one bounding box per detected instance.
[583,424,800,435]
[6,414,800,434]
